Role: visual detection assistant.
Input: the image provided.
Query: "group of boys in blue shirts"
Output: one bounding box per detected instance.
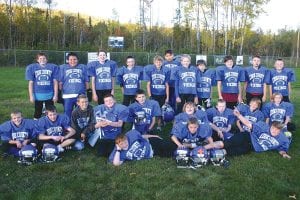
[0,50,296,166]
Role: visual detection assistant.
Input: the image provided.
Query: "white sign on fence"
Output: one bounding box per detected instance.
[236,56,244,65]
[196,55,207,63]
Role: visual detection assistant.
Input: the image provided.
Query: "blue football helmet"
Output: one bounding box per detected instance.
[18,144,38,165]
[162,103,175,122]
[134,110,147,125]
[210,149,229,167]
[190,146,209,167]
[41,143,60,163]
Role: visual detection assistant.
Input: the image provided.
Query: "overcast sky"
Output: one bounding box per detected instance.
[37,0,300,32]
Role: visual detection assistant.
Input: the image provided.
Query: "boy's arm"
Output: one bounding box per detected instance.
[269,85,273,101]
[9,140,22,148]
[165,82,169,102]
[262,83,267,102]
[233,109,253,131]
[217,81,222,99]
[236,120,244,132]
[91,77,98,102]
[238,82,243,103]
[148,116,156,131]
[146,81,152,97]
[171,135,184,148]
[111,77,115,95]
[53,80,58,102]
[28,81,34,103]
[112,148,124,166]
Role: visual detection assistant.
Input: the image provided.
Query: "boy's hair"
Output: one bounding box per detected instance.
[180,54,191,62]
[103,93,115,100]
[249,97,262,107]
[182,102,196,112]
[223,55,233,63]
[271,92,283,101]
[135,89,146,97]
[217,99,226,105]
[187,117,199,126]
[98,49,107,55]
[77,94,88,102]
[153,55,164,63]
[67,52,79,60]
[126,55,135,61]
[271,121,285,130]
[276,58,284,62]
[45,105,57,113]
[252,55,261,59]
[164,49,173,55]
[196,59,207,67]
[115,133,127,144]
[11,110,22,116]
[36,52,47,60]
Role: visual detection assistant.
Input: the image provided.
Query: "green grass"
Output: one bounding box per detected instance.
[0,67,300,200]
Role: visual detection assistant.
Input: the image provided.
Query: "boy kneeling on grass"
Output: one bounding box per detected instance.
[109,129,176,166]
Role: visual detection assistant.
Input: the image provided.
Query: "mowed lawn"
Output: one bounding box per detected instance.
[0,66,299,200]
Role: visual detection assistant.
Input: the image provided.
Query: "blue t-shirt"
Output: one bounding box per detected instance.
[0,119,37,141]
[144,64,170,95]
[171,122,212,143]
[59,64,89,97]
[174,110,208,126]
[196,68,216,98]
[262,102,294,124]
[25,63,59,100]
[163,60,180,87]
[128,100,161,134]
[268,68,296,96]
[116,66,143,95]
[108,130,153,163]
[94,103,129,140]
[36,114,70,136]
[88,60,117,90]
[237,103,265,132]
[216,65,245,94]
[250,122,290,152]
[244,66,269,94]
[171,65,198,97]
[206,107,236,128]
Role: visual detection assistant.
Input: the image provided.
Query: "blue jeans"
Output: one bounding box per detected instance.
[63,97,77,119]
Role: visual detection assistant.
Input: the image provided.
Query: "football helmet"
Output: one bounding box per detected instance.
[175,147,190,168]
[41,143,60,163]
[134,110,147,125]
[190,146,209,167]
[210,149,229,167]
[162,103,175,122]
[18,144,38,166]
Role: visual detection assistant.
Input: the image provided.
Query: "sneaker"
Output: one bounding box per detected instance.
[57,145,65,153]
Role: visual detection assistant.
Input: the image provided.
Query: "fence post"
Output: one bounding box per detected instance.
[14,49,17,67]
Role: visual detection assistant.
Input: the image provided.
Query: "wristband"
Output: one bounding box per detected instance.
[116,149,121,153]
[191,143,197,148]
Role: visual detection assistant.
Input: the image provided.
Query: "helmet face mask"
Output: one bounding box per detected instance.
[210,149,229,167]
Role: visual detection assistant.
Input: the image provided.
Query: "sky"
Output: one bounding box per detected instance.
[37,0,300,32]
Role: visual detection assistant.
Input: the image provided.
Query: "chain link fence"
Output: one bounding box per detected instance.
[0,49,299,68]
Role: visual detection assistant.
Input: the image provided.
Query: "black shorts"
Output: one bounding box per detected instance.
[96,90,112,105]
[223,132,253,156]
[151,95,166,107]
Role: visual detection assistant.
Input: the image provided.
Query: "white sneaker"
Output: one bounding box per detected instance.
[57,145,65,153]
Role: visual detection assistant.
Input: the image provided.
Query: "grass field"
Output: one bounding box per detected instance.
[0,67,299,200]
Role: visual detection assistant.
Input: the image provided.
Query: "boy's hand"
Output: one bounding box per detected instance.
[92,94,98,103]
[233,108,241,117]
[80,133,86,141]
[16,141,22,148]
[176,97,181,103]
[282,153,291,159]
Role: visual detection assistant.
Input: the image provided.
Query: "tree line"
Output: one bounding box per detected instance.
[0,0,299,58]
